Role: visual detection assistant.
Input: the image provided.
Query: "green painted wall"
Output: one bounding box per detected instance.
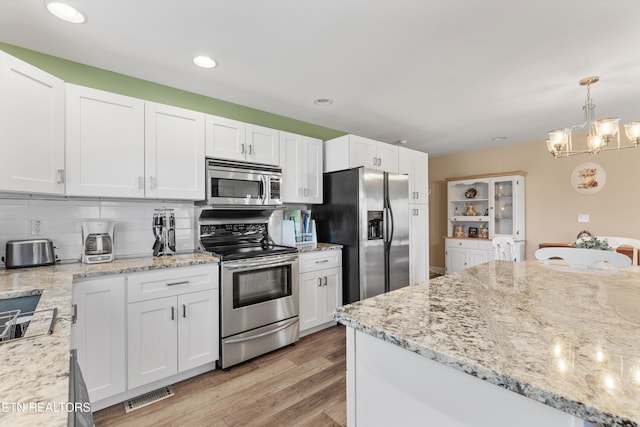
[0,42,345,140]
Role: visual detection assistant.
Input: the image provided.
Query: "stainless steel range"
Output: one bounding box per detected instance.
[198,209,299,369]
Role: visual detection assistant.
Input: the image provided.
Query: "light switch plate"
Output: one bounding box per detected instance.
[578,214,590,223]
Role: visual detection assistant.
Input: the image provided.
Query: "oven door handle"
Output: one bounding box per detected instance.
[224,318,298,344]
[223,255,298,270]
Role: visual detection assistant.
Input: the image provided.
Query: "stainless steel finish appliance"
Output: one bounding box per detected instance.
[198,209,299,369]
[314,167,410,304]
[81,220,114,264]
[4,238,56,269]
[202,158,283,208]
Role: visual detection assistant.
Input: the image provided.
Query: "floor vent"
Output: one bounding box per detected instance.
[124,386,175,413]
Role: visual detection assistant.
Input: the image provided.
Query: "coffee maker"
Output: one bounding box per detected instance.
[81,220,115,264]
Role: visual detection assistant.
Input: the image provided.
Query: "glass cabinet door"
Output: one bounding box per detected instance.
[491,178,515,237]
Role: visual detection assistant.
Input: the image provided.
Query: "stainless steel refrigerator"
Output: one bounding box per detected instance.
[314,167,410,304]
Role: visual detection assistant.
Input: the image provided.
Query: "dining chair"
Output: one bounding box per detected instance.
[575,236,640,265]
[492,236,516,261]
[535,247,632,271]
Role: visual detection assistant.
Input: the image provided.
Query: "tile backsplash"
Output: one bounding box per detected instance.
[0,197,195,266]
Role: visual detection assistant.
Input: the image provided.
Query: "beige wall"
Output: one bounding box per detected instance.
[428,134,640,271]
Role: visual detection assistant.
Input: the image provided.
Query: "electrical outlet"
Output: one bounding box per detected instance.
[31,220,44,236]
[578,214,590,223]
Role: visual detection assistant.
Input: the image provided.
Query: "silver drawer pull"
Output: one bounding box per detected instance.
[166,280,189,286]
[183,304,187,318]
[315,259,329,264]
[171,306,175,320]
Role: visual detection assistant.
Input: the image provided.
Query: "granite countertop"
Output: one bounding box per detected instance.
[335,260,640,426]
[0,252,218,426]
[297,242,343,253]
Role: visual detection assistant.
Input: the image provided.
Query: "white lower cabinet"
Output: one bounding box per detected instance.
[127,265,219,389]
[299,250,342,335]
[409,205,429,284]
[71,276,126,403]
[445,238,524,274]
[127,289,217,388]
[71,264,219,409]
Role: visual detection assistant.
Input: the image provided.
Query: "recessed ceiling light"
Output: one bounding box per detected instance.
[314,98,333,106]
[46,2,87,24]
[193,56,217,69]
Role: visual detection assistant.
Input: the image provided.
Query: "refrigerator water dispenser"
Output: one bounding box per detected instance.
[367,211,384,240]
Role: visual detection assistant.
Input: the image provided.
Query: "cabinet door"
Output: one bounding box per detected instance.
[410,205,429,284]
[71,277,126,402]
[177,290,219,372]
[445,247,467,274]
[411,152,429,204]
[399,148,429,205]
[302,136,323,203]
[280,131,304,203]
[376,142,399,173]
[0,51,65,195]
[246,124,279,165]
[468,249,488,267]
[349,135,378,169]
[145,102,205,200]
[65,84,145,197]
[127,297,178,389]
[490,176,525,240]
[299,271,323,332]
[321,268,342,323]
[205,115,246,161]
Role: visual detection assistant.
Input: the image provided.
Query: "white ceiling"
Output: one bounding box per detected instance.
[1,0,640,157]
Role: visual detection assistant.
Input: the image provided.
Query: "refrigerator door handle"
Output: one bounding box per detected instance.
[388,205,395,244]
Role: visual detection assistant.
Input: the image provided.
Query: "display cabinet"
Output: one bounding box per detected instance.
[445,171,526,274]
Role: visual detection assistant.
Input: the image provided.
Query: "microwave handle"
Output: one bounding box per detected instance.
[261,175,268,205]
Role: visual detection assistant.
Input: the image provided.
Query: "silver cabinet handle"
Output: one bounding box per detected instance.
[248,145,253,155]
[166,280,189,286]
[241,144,245,154]
[318,277,322,287]
[315,259,329,264]
[378,158,382,166]
[183,304,186,318]
[372,156,377,166]
[149,176,157,189]
[323,276,328,286]
[56,169,65,184]
[171,306,175,320]
[138,176,144,189]
[71,303,77,324]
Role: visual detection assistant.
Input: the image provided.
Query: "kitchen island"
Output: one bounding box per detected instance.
[336,261,640,427]
[0,253,218,427]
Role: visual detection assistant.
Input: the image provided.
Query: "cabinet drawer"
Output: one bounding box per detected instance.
[446,239,478,250]
[127,265,218,303]
[299,250,342,273]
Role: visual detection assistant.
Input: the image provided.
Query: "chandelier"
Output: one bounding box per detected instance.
[546,76,640,158]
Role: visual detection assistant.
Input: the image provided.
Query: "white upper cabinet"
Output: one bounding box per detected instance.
[204,115,245,162]
[245,124,280,165]
[324,134,398,173]
[66,84,205,199]
[206,115,279,166]
[0,51,65,195]
[280,131,323,204]
[398,147,429,205]
[145,102,205,200]
[65,84,145,198]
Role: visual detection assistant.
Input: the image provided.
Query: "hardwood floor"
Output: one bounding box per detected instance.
[93,325,346,427]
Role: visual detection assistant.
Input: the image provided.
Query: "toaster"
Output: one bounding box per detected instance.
[5,239,56,269]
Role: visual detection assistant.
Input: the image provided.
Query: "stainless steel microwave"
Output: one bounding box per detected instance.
[204,158,282,208]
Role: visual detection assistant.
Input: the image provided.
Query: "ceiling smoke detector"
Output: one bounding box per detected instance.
[314,98,333,106]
